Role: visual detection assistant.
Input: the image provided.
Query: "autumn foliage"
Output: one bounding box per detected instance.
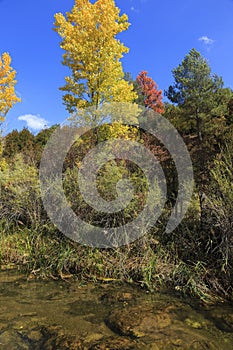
[136,71,164,113]
[54,0,137,113]
[0,52,21,122]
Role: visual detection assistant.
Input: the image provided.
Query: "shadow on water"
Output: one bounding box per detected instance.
[0,268,233,349]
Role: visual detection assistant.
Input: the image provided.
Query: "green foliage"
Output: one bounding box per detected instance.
[227,97,233,124]
[34,125,59,164]
[164,49,233,193]
[61,115,163,237]
[0,154,43,228]
[165,48,231,142]
[204,142,233,275]
[3,128,35,162]
[0,44,232,302]
[2,125,59,165]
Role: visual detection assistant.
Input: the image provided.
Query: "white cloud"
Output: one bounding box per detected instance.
[18,114,48,131]
[130,6,139,12]
[198,36,215,45]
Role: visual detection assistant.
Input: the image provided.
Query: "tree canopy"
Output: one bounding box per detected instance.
[54,0,137,114]
[165,48,229,142]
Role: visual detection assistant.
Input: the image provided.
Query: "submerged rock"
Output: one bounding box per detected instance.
[0,330,30,350]
[100,291,135,305]
[106,303,172,338]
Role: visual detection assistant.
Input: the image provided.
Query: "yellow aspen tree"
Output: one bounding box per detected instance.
[54,0,141,203]
[0,52,21,122]
[54,0,137,114]
[0,52,21,169]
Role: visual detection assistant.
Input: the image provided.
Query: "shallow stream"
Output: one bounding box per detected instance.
[0,269,233,349]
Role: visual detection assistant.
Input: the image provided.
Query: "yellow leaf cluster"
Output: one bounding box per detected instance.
[0,52,21,122]
[98,121,139,142]
[0,157,7,172]
[54,0,137,113]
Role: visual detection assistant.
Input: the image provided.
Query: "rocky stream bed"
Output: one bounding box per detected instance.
[0,269,233,349]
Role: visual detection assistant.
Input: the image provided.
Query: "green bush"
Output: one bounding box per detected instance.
[0,154,44,228]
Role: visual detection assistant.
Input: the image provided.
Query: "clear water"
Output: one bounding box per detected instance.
[0,269,232,349]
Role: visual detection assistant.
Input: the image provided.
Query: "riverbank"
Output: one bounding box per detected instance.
[1,125,232,307]
[0,224,231,304]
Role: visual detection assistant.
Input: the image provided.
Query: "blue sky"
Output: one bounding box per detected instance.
[1,0,233,133]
